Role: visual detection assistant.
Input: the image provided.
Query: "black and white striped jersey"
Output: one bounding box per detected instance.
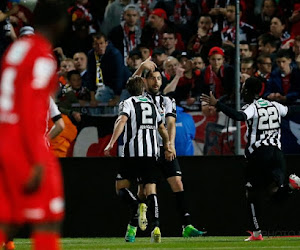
[145,92,177,146]
[119,95,162,157]
[241,98,288,156]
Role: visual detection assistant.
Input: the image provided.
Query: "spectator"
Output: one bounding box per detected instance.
[254,53,273,87]
[161,56,184,91]
[68,0,96,35]
[58,70,90,125]
[100,0,133,36]
[126,48,143,75]
[87,32,131,106]
[73,51,90,89]
[151,47,168,72]
[269,16,293,48]
[240,41,253,59]
[255,0,281,36]
[257,33,280,64]
[57,58,76,88]
[161,28,181,58]
[292,35,300,68]
[221,2,258,53]
[175,106,196,156]
[168,51,201,109]
[108,4,142,64]
[289,2,300,37]
[240,57,256,84]
[141,8,185,51]
[192,56,205,76]
[137,42,151,61]
[187,14,222,64]
[264,49,300,104]
[199,46,234,116]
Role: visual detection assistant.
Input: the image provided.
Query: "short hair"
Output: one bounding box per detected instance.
[241,57,254,65]
[67,70,81,80]
[244,77,263,96]
[226,1,243,12]
[123,4,141,14]
[92,32,107,41]
[240,40,250,47]
[276,49,292,59]
[258,33,280,49]
[163,56,178,69]
[126,76,144,96]
[144,68,161,79]
[256,53,272,64]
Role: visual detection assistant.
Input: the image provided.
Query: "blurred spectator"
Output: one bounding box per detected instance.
[288,2,300,37]
[254,53,272,87]
[170,51,201,109]
[293,35,300,68]
[100,0,133,36]
[87,32,131,106]
[175,106,196,156]
[152,0,201,45]
[73,51,90,89]
[108,4,141,64]
[199,46,234,116]
[151,47,168,72]
[187,14,222,64]
[68,0,96,34]
[255,0,282,36]
[221,2,258,52]
[264,49,300,104]
[161,56,183,90]
[57,58,76,88]
[0,1,19,58]
[192,56,205,76]
[58,70,90,125]
[137,42,151,61]
[240,57,256,84]
[161,28,181,58]
[126,48,143,74]
[240,40,253,59]
[269,16,293,48]
[141,8,185,51]
[257,33,280,63]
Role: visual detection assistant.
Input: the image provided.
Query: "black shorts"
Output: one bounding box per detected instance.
[116,157,160,184]
[246,146,286,188]
[158,147,182,179]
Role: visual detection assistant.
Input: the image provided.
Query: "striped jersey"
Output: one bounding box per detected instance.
[145,92,177,146]
[119,95,162,157]
[241,98,288,156]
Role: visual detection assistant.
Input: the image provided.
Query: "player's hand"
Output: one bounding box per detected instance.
[165,150,175,161]
[200,91,218,106]
[104,143,113,156]
[141,57,157,72]
[23,164,44,194]
[72,111,81,122]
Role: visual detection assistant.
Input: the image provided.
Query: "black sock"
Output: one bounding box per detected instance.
[118,188,138,227]
[147,194,160,229]
[246,186,261,231]
[174,191,191,227]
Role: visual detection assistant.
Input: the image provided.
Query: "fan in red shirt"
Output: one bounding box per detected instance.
[0,1,68,250]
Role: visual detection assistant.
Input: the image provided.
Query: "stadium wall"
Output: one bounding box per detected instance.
[59,155,300,237]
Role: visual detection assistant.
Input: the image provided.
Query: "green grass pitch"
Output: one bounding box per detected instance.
[12,236,300,249]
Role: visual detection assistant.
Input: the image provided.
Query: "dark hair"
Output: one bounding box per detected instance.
[276,49,292,59]
[92,32,107,41]
[258,33,280,49]
[33,1,68,26]
[227,1,243,12]
[67,70,81,80]
[241,57,254,65]
[240,40,250,47]
[126,76,145,96]
[144,68,160,79]
[244,77,263,96]
[256,53,272,64]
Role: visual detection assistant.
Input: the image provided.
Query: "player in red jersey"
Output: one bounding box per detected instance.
[0,1,68,250]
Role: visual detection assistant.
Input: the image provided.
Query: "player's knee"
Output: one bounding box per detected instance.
[168,176,183,192]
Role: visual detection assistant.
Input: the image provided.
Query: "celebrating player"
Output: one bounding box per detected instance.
[201,77,300,241]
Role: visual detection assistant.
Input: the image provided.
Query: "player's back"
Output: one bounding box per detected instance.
[0,34,58,161]
[120,95,161,157]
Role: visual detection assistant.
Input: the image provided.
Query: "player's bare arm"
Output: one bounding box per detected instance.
[104,115,128,156]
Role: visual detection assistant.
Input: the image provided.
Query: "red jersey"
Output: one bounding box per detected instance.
[0,33,58,166]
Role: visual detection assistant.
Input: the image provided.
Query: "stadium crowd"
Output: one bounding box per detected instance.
[1,0,300,156]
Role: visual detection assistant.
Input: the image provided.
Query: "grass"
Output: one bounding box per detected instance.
[12,236,300,249]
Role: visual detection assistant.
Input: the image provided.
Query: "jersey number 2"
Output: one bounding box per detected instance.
[258,107,280,130]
